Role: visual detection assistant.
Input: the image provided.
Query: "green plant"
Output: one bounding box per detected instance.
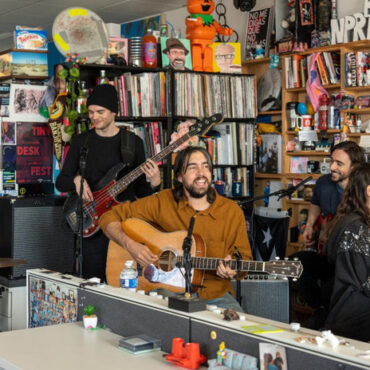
[58,53,87,137]
[83,305,96,316]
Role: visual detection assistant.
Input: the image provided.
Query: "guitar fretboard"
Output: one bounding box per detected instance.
[177,257,266,272]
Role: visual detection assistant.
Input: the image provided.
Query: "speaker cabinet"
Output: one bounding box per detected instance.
[232,276,290,323]
[0,196,74,278]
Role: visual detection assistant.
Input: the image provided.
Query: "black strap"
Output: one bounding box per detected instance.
[79,132,90,171]
[120,127,135,167]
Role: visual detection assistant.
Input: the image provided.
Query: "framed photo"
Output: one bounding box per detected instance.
[210,42,241,73]
[160,37,192,70]
[9,84,48,122]
[245,6,274,57]
[259,343,287,370]
[107,37,128,64]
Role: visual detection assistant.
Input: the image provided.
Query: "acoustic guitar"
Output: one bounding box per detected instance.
[63,114,222,237]
[106,218,303,293]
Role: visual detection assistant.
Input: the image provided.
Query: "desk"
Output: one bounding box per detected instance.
[27,270,370,370]
[0,322,173,370]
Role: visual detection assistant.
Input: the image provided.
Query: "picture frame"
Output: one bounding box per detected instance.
[245,6,275,57]
[107,37,128,64]
[160,37,192,70]
[259,342,287,370]
[8,84,48,122]
[210,42,242,73]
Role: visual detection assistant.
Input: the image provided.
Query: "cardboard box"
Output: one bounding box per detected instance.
[0,50,48,78]
[15,29,48,50]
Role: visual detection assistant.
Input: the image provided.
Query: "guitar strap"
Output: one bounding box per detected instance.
[120,128,135,168]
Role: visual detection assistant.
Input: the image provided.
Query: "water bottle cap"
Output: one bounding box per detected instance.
[125,260,134,268]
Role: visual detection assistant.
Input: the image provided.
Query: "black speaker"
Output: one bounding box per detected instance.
[0,196,75,278]
[232,276,290,323]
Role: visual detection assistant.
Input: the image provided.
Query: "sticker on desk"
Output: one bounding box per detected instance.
[241,325,284,334]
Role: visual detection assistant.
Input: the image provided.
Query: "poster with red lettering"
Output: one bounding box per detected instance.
[16,122,53,183]
[245,6,274,57]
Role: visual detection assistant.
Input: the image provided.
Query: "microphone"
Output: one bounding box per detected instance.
[280,176,313,199]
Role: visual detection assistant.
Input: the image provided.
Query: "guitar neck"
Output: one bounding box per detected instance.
[178,257,266,273]
[110,131,194,197]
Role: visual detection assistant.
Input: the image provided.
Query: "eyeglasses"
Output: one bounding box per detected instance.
[215,54,234,60]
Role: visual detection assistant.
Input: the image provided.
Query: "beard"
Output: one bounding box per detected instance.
[183,177,211,198]
[331,171,348,183]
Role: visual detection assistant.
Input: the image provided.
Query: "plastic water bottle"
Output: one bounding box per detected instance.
[120,260,138,289]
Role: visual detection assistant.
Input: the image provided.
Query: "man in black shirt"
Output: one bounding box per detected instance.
[56,84,160,282]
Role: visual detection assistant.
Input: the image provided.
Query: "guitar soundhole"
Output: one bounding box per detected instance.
[158,250,177,272]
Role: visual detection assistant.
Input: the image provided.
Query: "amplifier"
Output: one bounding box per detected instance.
[232,276,289,323]
[0,196,75,278]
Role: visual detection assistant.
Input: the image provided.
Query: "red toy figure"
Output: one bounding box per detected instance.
[186,0,233,71]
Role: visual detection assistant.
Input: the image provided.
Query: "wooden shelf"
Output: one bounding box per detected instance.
[255,173,282,179]
[342,108,370,114]
[286,199,310,205]
[286,129,341,135]
[285,84,340,93]
[285,173,321,180]
[343,86,370,92]
[286,151,330,156]
[258,110,282,116]
[242,57,270,65]
[347,132,370,137]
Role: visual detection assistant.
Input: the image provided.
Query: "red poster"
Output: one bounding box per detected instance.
[16,122,53,183]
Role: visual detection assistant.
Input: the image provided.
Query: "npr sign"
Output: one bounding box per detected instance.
[331,0,370,43]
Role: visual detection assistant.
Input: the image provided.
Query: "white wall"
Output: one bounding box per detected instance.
[160,0,367,61]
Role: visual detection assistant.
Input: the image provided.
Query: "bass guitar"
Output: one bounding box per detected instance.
[106,218,303,293]
[63,114,222,237]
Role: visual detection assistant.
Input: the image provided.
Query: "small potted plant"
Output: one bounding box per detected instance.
[83,305,98,329]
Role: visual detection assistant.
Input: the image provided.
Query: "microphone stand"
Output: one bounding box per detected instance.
[183,216,195,296]
[168,215,206,313]
[77,147,88,278]
[238,176,313,206]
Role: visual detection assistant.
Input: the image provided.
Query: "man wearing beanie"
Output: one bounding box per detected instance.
[56,84,160,282]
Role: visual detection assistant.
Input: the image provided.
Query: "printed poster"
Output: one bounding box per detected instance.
[16,122,53,183]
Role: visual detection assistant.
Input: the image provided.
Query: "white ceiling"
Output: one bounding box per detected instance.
[0,0,187,50]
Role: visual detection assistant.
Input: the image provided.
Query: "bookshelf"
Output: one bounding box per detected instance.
[78,64,257,197]
[244,40,370,255]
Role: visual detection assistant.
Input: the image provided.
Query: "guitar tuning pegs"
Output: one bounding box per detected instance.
[284,257,289,261]
[293,278,297,282]
[283,277,288,281]
[275,256,280,260]
[293,257,298,261]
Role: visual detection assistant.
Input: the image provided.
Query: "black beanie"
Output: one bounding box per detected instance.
[87,84,118,114]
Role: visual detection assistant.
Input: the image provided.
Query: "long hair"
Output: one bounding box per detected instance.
[328,163,370,236]
[172,146,215,203]
[330,141,365,169]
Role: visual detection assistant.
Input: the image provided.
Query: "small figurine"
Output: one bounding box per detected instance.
[254,44,264,59]
[216,341,226,365]
[186,0,233,71]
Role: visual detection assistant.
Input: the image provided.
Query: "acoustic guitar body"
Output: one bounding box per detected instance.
[106,218,206,293]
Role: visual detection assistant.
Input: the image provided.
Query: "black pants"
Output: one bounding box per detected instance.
[289,250,334,329]
[79,230,109,283]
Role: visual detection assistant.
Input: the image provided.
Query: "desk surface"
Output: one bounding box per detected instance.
[0,322,174,370]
